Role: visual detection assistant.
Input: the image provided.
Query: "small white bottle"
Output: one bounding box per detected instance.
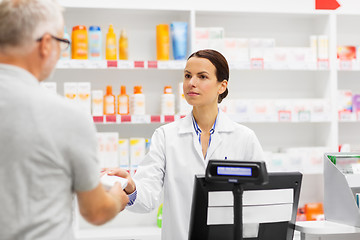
[161,85,175,115]
[91,90,103,116]
[131,85,145,115]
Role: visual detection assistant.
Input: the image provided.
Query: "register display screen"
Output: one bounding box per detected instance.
[217,166,252,176]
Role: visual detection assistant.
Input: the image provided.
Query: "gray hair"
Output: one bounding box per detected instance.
[0,0,63,52]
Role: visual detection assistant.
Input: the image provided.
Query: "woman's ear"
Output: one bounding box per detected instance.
[218,80,228,95]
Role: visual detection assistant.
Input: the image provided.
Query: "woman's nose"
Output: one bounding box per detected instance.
[189,76,196,86]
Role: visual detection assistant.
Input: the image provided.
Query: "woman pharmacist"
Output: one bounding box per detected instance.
[106,49,265,240]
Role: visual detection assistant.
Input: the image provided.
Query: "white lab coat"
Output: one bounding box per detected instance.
[127,110,264,240]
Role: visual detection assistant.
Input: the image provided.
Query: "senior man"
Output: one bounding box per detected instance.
[0,0,129,239]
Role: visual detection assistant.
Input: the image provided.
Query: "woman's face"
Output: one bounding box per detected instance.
[183,57,227,108]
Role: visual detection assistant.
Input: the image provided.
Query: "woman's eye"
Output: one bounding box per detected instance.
[199,75,207,79]
[185,74,191,79]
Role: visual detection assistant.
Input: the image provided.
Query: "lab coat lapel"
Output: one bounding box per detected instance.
[205,131,222,162]
[178,114,205,164]
[205,110,235,162]
[192,132,206,165]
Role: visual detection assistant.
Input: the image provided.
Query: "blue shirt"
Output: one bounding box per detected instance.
[191,110,218,158]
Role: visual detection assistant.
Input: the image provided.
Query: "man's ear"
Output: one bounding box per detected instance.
[218,79,228,94]
[38,34,52,58]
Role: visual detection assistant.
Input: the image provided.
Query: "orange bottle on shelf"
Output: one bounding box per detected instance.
[156,24,170,61]
[71,25,88,59]
[106,24,117,60]
[117,85,129,115]
[119,29,128,60]
[103,85,116,115]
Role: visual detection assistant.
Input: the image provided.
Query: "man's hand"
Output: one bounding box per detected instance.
[108,182,129,212]
[102,168,136,194]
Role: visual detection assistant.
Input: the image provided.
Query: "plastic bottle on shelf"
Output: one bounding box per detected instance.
[106,24,117,60]
[117,85,129,115]
[170,22,188,60]
[92,90,103,116]
[119,29,128,60]
[71,25,88,59]
[88,26,102,60]
[161,86,175,115]
[156,24,170,61]
[61,27,71,60]
[104,85,116,115]
[131,86,145,115]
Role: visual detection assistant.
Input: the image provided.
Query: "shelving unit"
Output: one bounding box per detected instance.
[50,1,360,239]
[337,13,360,150]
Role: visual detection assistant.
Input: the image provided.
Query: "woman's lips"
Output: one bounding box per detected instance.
[187,91,199,96]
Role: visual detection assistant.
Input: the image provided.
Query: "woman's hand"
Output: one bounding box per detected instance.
[102,168,136,194]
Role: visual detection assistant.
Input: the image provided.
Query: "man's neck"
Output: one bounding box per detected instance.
[0,53,40,80]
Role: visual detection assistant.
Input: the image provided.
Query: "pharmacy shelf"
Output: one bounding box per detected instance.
[93,115,184,124]
[57,2,339,171]
[92,114,332,124]
[337,60,360,71]
[338,112,359,122]
[337,13,360,151]
[56,60,186,70]
[56,59,328,71]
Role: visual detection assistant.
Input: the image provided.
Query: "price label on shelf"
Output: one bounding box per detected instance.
[147,61,158,69]
[118,61,134,69]
[164,115,175,122]
[278,110,292,122]
[151,115,161,123]
[298,111,311,122]
[157,61,170,69]
[171,60,186,69]
[105,115,117,123]
[339,60,352,71]
[93,116,104,123]
[250,58,264,70]
[338,110,353,121]
[88,60,106,69]
[56,60,71,69]
[120,115,131,123]
[317,59,329,70]
[131,115,150,123]
[71,60,87,69]
[107,60,118,68]
[134,61,145,68]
